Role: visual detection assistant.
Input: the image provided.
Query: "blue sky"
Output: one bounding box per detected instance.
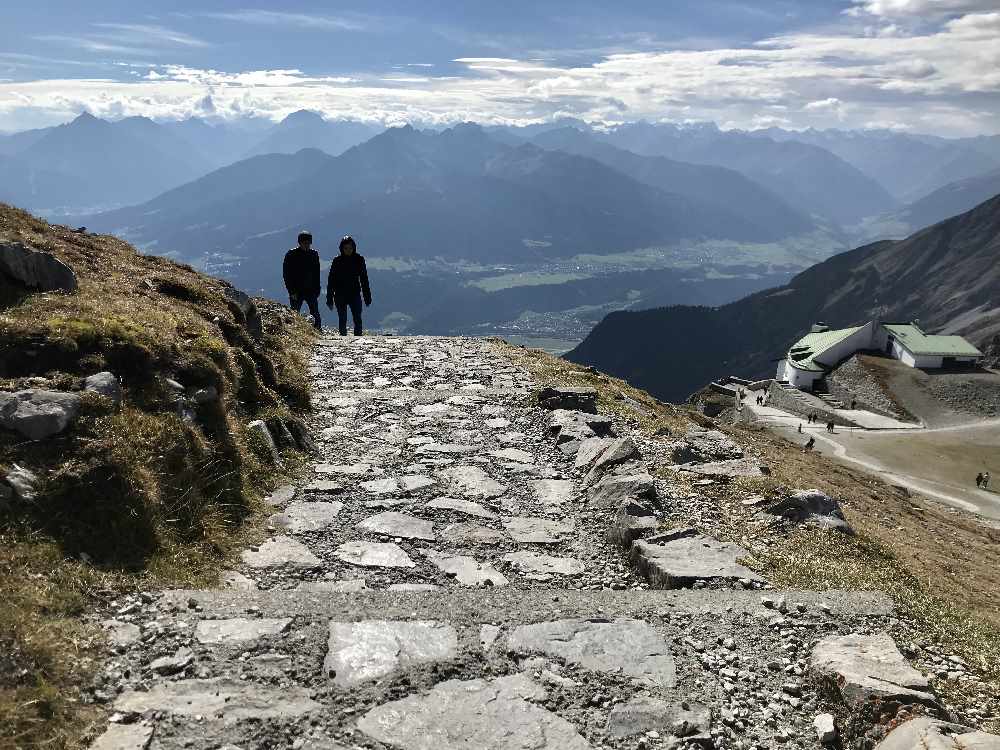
[1,0,998,135]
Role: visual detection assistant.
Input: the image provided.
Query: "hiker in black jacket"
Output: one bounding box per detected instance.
[283,231,322,329]
[326,235,371,336]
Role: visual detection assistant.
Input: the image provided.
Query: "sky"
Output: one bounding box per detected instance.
[0,0,998,136]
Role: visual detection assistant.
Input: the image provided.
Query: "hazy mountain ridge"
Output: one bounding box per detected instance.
[566,192,1000,401]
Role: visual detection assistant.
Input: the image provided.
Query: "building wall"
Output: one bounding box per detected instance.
[813,322,876,370]
[785,364,822,390]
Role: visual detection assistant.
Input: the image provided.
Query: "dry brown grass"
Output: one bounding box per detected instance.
[501,340,1000,730]
[0,204,315,749]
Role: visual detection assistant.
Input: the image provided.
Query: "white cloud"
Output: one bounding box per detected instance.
[847,0,998,17]
[4,9,1000,136]
[92,23,209,48]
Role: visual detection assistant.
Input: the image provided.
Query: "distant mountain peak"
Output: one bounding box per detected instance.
[281,109,325,125]
[71,111,102,126]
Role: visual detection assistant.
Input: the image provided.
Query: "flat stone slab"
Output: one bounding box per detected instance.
[316,463,377,475]
[586,473,657,510]
[811,632,937,707]
[88,722,154,750]
[399,474,436,492]
[269,501,343,533]
[531,479,576,511]
[489,448,534,463]
[115,678,321,719]
[221,570,257,591]
[357,674,592,749]
[194,617,291,644]
[361,478,401,495]
[336,541,416,568]
[241,537,321,569]
[874,717,1000,750]
[358,511,435,540]
[630,535,765,589]
[502,551,585,576]
[502,516,574,544]
[677,458,764,478]
[426,496,497,519]
[440,522,506,545]
[387,583,441,592]
[607,697,710,739]
[301,479,344,494]
[416,442,480,455]
[421,549,509,587]
[506,618,675,687]
[436,465,506,499]
[102,619,141,647]
[264,484,296,506]
[297,579,368,592]
[325,620,459,687]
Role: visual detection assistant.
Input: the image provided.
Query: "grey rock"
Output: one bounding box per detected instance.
[190,386,218,404]
[489,448,534,463]
[530,479,576,512]
[421,549,508,587]
[362,477,402,495]
[426,495,497,519]
[538,386,598,414]
[387,583,440,592]
[506,618,675,687]
[814,713,837,745]
[630,535,766,589]
[416,442,480,455]
[247,419,280,462]
[357,674,592,749]
[222,285,262,338]
[115,678,320,719]
[150,646,193,675]
[88,722,153,750]
[502,551,585,576]
[548,409,613,446]
[84,372,122,406]
[399,474,436,492]
[101,619,141,647]
[582,437,638,484]
[358,511,435,540]
[440,522,506,545]
[671,428,743,463]
[677,458,764,478]
[586,472,657,510]
[324,620,458,687]
[607,696,710,739]
[3,464,39,502]
[0,242,77,293]
[0,389,81,440]
[270,501,343,533]
[758,489,854,533]
[480,624,502,651]
[575,437,617,470]
[607,499,658,548]
[221,570,257,591]
[336,540,416,568]
[194,617,291,644]
[874,717,1000,750]
[502,516,574,544]
[810,632,937,708]
[436,465,506,499]
[264,484,295,507]
[315,462,375,476]
[241,537,321,569]
[297,578,367,592]
[301,479,344,495]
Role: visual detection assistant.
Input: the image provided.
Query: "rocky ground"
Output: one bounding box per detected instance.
[86,335,998,750]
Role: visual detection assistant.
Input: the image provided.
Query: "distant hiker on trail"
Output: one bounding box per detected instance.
[976,472,984,488]
[985,472,992,489]
[803,437,815,452]
[850,399,857,410]
[283,231,322,330]
[798,423,803,434]
[326,235,372,336]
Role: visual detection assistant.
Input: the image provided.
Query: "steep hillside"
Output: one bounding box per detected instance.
[87,123,806,266]
[0,204,314,745]
[531,127,816,240]
[567,193,1000,401]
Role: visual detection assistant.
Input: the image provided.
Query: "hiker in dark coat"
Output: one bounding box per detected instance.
[326,235,372,336]
[283,231,322,330]
[976,472,984,488]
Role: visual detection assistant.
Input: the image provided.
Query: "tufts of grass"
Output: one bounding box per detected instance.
[0,203,317,748]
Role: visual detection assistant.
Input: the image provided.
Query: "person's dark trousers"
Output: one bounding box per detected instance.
[290,293,322,329]
[335,293,363,336]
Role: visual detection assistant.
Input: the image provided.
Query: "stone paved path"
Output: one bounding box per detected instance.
[89,336,966,750]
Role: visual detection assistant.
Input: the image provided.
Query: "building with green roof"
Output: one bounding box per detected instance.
[777,320,982,390]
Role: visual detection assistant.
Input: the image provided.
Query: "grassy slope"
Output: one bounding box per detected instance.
[0,204,315,749]
[504,341,1000,731]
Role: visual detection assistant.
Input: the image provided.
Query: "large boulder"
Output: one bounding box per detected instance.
[757,489,854,533]
[874,717,1000,750]
[223,285,262,339]
[3,464,39,502]
[537,386,598,414]
[630,531,766,589]
[0,389,81,440]
[810,633,937,709]
[670,428,743,464]
[84,372,122,407]
[548,409,613,455]
[607,499,659,548]
[586,472,658,510]
[0,242,78,293]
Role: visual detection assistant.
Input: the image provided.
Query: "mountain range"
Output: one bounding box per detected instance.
[85,123,817,265]
[566,192,1000,402]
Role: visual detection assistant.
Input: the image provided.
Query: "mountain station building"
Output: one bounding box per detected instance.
[776,321,983,391]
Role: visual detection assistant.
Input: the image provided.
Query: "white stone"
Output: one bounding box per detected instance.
[241,537,321,569]
[502,516,574,544]
[436,465,506,498]
[426,496,497,519]
[269,501,343,533]
[358,511,435,540]
[421,549,509,587]
[490,448,534,463]
[336,541,416,568]
[325,620,458,687]
[115,679,320,719]
[88,722,153,750]
[502,551,585,576]
[195,618,291,644]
